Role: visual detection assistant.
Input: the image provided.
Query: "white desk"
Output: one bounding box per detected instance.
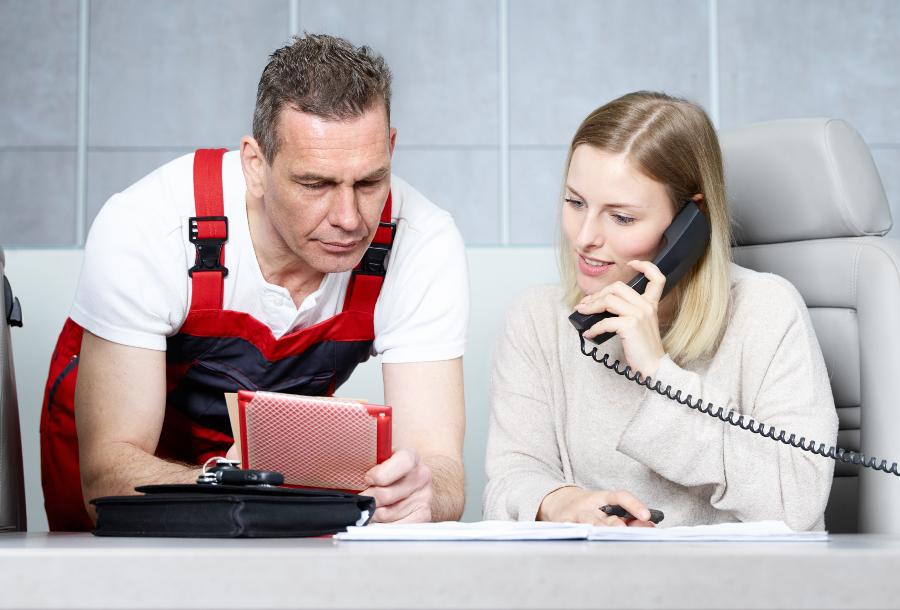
[1,533,899,609]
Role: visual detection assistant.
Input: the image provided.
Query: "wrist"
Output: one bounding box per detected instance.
[641,351,666,380]
[537,485,580,521]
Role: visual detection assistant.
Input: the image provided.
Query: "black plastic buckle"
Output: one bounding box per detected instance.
[358,244,390,276]
[188,216,229,277]
[357,221,396,277]
[3,275,22,328]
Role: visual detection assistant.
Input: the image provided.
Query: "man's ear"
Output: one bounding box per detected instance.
[240,136,267,199]
[389,127,397,156]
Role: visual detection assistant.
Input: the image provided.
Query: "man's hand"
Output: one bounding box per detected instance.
[537,486,656,527]
[360,448,433,523]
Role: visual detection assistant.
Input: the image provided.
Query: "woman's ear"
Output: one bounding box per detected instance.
[691,193,707,213]
[240,136,267,199]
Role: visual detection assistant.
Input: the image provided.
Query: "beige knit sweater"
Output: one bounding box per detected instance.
[483,263,838,531]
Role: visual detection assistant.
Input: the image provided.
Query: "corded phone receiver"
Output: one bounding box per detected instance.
[569,200,710,344]
[565,201,900,478]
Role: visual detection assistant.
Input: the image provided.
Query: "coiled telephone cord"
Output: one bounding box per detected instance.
[579,336,900,477]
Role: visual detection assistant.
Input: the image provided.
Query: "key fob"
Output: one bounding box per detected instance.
[216,468,284,486]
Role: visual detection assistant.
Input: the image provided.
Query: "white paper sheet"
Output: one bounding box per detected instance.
[587,520,828,542]
[334,520,827,542]
[335,520,591,541]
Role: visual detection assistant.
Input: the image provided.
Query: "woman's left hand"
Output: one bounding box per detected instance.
[575,260,667,379]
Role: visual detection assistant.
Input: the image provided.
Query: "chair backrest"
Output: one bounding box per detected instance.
[0,246,26,532]
[722,118,900,533]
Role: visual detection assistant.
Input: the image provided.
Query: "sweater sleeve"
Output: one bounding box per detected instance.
[615,280,839,531]
[483,290,570,521]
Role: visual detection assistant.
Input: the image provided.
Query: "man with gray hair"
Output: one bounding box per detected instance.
[40,34,467,529]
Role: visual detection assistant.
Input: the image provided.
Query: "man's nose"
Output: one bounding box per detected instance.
[328,188,363,233]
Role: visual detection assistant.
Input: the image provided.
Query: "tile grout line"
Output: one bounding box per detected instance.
[75,0,90,246]
[289,0,300,36]
[708,0,720,129]
[499,0,510,246]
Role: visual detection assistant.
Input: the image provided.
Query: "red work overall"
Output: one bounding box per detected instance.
[40,148,395,531]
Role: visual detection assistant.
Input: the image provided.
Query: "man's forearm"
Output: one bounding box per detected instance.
[81,441,200,520]
[425,454,465,521]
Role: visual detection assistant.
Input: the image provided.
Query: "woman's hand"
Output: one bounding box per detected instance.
[537,486,656,527]
[575,260,667,379]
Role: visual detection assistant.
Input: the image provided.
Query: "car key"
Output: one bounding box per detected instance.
[215,468,284,486]
[197,457,284,486]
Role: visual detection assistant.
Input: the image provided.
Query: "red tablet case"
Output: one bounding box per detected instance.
[236,390,392,491]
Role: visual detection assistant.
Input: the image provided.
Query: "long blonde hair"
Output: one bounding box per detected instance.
[558,91,732,365]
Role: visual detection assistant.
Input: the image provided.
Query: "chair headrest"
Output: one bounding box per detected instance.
[720,118,891,246]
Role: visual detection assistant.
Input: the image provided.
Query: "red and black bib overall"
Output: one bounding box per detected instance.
[40,148,395,531]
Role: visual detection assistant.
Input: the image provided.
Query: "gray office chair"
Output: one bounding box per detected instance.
[722,118,900,533]
[0,246,26,532]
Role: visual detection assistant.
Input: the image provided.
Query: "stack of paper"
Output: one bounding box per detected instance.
[335,520,827,542]
[336,520,591,541]
[587,520,828,542]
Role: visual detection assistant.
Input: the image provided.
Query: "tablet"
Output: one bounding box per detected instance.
[236,390,392,491]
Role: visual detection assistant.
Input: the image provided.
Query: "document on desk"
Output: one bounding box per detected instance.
[587,520,828,542]
[335,520,827,542]
[335,520,591,541]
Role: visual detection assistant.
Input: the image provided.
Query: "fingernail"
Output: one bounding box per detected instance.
[364,476,374,486]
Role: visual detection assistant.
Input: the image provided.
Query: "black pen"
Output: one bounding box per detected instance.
[600,504,665,524]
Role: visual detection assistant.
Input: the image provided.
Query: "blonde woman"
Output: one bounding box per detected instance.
[483,91,838,530]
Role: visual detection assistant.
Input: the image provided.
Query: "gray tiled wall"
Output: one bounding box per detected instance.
[1,0,899,247]
[718,0,900,142]
[0,2,79,147]
[87,0,286,149]
[508,0,711,244]
[1,0,79,246]
[298,0,501,243]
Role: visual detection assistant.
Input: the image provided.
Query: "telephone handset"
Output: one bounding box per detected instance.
[567,201,900,478]
[568,200,710,344]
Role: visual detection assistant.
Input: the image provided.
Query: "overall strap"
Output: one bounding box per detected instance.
[188,148,229,313]
[343,192,396,313]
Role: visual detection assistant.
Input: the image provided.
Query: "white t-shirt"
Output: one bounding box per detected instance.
[72,151,468,364]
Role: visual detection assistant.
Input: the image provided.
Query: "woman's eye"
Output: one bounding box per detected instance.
[612,213,635,225]
[564,197,586,209]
